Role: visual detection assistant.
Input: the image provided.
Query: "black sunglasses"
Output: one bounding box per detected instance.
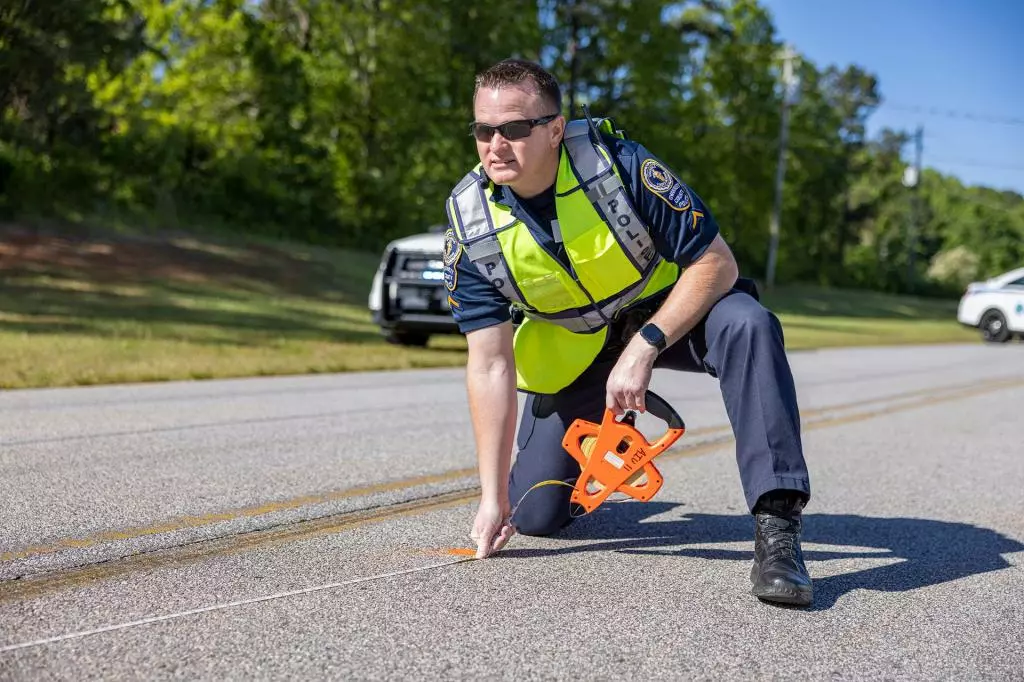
[469,114,559,142]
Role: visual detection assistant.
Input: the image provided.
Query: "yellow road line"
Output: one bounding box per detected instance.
[3,376,1018,563]
[0,491,478,604]
[1,375,1020,604]
[657,375,1024,466]
[1,468,476,562]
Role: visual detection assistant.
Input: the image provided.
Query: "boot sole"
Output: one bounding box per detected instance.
[750,561,813,607]
[751,584,813,607]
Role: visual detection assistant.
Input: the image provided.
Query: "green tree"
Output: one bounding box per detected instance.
[0,0,148,214]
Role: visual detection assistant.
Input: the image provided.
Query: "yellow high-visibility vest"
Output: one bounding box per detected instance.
[446,118,680,394]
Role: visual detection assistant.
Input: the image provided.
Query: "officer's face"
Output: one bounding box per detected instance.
[473,85,564,196]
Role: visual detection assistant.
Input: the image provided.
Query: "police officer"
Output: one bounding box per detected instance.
[443,58,813,607]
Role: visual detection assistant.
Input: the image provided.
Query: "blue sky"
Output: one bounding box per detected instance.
[760,0,1024,194]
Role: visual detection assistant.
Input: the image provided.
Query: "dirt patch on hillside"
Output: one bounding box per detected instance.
[0,228,353,298]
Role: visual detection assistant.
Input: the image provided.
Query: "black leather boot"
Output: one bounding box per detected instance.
[750,491,813,607]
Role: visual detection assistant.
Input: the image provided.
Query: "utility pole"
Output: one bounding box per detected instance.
[904,125,924,289]
[765,45,798,289]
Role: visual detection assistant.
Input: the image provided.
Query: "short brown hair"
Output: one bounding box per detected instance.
[474,59,562,115]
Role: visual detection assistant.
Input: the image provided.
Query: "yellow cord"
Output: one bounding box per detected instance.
[507,432,646,525]
[506,478,588,526]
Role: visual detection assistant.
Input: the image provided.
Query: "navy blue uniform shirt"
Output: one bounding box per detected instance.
[445,136,720,334]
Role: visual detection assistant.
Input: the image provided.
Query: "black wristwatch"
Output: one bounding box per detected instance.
[638,322,667,353]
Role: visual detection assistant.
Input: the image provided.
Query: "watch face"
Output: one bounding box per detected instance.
[642,323,665,349]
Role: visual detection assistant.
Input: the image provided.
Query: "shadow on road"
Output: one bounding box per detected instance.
[499,501,1024,610]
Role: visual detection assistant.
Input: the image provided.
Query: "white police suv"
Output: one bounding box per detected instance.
[957,266,1024,343]
[367,227,459,346]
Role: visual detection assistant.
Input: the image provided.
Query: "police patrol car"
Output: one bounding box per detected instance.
[367,226,459,346]
[956,266,1024,343]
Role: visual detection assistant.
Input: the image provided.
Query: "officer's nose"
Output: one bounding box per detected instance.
[489,130,511,151]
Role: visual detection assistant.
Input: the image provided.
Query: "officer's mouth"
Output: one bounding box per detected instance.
[490,158,518,169]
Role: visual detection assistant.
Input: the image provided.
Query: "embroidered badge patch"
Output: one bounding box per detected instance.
[641,158,691,212]
[442,228,461,291]
[443,263,458,291]
[442,228,461,266]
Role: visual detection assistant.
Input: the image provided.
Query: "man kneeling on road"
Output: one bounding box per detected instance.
[442,58,813,607]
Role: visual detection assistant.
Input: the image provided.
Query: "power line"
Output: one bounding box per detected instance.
[884,103,1024,128]
[927,157,1024,173]
[688,127,1024,173]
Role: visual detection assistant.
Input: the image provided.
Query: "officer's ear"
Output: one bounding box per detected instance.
[549,115,566,148]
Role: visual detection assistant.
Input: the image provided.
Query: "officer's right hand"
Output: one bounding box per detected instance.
[470,496,515,559]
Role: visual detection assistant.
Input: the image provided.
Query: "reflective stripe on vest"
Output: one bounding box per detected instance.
[462,233,530,309]
[561,121,654,276]
[447,171,532,308]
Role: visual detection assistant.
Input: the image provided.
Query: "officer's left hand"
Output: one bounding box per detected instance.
[606,339,659,415]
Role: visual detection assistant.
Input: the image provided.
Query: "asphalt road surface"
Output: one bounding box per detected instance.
[2,343,1023,680]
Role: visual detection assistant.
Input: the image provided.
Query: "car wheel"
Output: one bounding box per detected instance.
[979,310,1011,343]
[385,330,430,347]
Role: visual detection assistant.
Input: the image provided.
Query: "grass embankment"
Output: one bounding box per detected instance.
[761,284,977,350]
[0,228,978,389]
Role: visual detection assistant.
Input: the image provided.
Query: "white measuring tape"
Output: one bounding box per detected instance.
[2,478,591,654]
[0,556,474,654]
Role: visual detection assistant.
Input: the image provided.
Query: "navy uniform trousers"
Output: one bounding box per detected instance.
[508,286,811,536]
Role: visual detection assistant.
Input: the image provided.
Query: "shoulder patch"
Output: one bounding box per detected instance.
[443,228,460,291]
[443,265,458,291]
[640,158,691,212]
[442,228,462,266]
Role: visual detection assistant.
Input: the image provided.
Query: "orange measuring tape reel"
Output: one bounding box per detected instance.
[562,390,686,514]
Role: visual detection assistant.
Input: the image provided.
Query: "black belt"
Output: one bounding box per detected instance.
[597,276,760,360]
